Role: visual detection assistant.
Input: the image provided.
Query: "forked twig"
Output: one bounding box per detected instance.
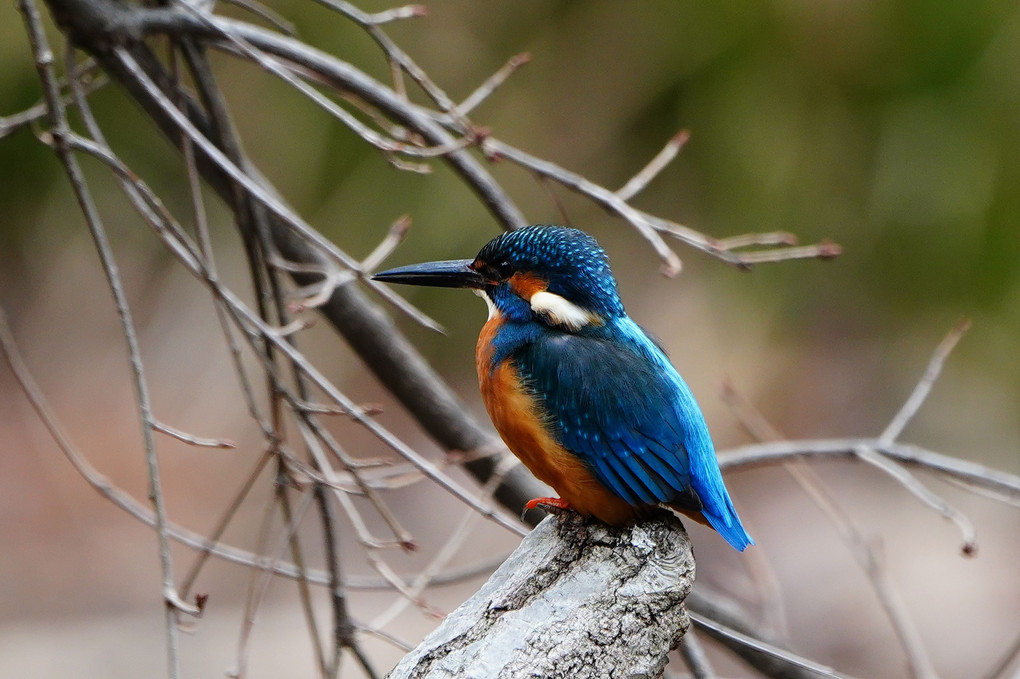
[719,438,1020,501]
[722,371,954,679]
[853,445,977,555]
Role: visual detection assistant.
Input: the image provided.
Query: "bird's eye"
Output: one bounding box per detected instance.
[493,260,514,280]
[474,258,514,282]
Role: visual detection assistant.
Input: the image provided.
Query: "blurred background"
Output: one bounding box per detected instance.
[0,0,1017,677]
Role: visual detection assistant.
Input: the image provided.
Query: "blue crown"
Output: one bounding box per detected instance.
[476,225,625,318]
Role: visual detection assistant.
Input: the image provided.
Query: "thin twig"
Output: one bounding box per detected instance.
[276,471,330,679]
[718,438,1020,501]
[483,136,685,275]
[16,11,184,675]
[715,231,798,249]
[231,487,316,678]
[313,482,379,679]
[616,129,689,201]
[361,214,412,273]
[363,3,427,25]
[153,419,236,448]
[534,173,573,227]
[678,630,717,679]
[880,318,971,445]
[853,445,977,555]
[725,240,843,266]
[691,612,855,679]
[310,0,466,129]
[219,0,296,35]
[455,52,531,116]
[790,454,941,679]
[179,451,275,598]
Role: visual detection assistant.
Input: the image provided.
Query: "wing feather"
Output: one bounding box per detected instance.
[512,326,696,507]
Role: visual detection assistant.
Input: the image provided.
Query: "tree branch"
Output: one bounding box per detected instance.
[41,0,548,516]
[388,512,694,679]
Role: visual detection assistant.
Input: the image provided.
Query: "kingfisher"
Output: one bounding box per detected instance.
[373,225,753,551]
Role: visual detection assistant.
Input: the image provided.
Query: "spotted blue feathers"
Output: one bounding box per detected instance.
[478,226,625,319]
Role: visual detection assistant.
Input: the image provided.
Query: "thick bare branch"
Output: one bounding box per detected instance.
[388,513,694,679]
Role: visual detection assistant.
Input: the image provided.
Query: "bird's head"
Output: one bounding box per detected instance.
[373,225,625,331]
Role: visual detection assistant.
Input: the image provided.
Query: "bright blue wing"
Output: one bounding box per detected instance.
[510,318,753,550]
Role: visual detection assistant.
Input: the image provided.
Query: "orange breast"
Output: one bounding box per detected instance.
[476,317,638,524]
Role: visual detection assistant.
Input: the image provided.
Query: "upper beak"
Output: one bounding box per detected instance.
[371,259,488,289]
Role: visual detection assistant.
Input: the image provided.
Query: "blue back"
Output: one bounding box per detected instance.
[501,318,753,551]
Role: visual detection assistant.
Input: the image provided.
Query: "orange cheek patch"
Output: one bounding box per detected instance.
[508,272,547,299]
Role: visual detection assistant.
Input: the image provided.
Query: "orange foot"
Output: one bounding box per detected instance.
[524,496,572,511]
[522,497,587,530]
[523,496,573,515]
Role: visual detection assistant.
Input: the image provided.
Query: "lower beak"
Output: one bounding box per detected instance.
[372,259,487,289]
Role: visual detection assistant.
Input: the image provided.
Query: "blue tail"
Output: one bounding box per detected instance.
[701,500,754,551]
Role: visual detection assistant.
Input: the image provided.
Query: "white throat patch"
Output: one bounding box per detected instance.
[529,291,600,331]
[474,288,499,321]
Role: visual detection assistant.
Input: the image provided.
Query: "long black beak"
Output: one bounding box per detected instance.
[371,259,488,289]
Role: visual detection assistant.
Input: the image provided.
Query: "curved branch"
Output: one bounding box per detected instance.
[719,438,1020,502]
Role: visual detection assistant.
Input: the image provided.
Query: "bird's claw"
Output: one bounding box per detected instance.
[522,496,573,520]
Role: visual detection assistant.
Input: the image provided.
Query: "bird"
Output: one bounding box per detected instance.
[373,225,753,551]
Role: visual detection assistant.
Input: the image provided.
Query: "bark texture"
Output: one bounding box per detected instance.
[388,511,694,679]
